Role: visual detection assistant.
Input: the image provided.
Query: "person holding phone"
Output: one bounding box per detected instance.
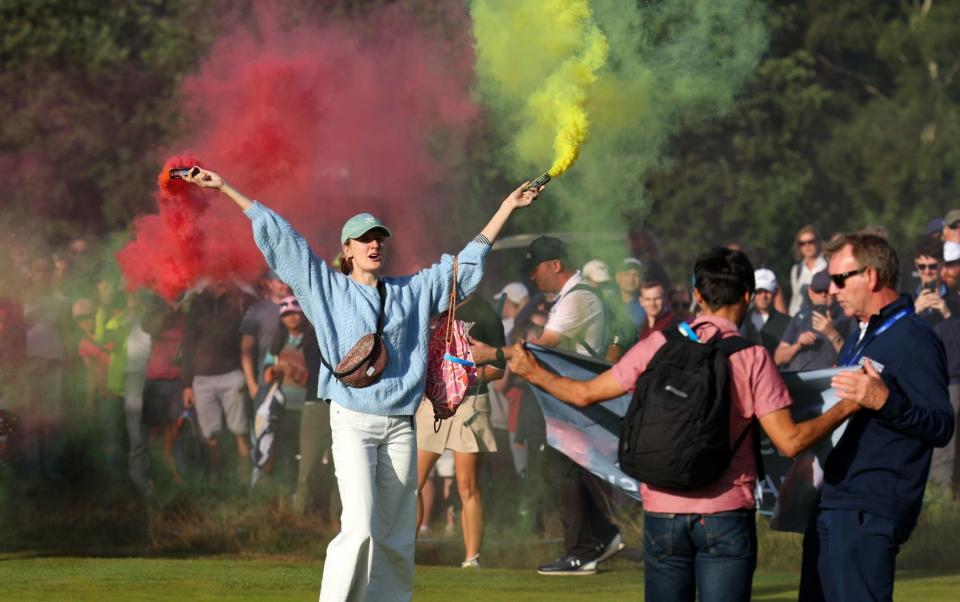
[774,270,850,371]
[180,167,539,602]
[911,237,959,327]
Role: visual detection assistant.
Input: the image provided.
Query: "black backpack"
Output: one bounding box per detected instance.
[618,328,757,490]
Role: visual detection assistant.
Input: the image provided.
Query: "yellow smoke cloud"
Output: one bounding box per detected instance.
[471,0,607,178]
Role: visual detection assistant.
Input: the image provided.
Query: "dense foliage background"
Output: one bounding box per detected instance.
[1,0,957,280]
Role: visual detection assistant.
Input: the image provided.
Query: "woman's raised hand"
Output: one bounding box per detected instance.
[479,181,544,243]
[182,167,226,190]
[505,182,543,209]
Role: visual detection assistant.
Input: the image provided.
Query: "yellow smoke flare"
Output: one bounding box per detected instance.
[472,0,608,178]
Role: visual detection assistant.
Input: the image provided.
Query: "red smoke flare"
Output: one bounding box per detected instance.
[119,3,478,299]
[118,155,265,300]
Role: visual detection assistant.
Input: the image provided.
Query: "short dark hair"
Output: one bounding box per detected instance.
[824,232,900,290]
[914,236,943,262]
[694,247,755,308]
[639,280,663,293]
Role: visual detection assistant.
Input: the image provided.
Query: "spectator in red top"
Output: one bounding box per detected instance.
[141,296,187,483]
[638,281,673,340]
[0,299,26,407]
[508,246,858,602]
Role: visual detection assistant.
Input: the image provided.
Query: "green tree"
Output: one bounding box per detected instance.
[0,0,220,240]
[644,0,960,285]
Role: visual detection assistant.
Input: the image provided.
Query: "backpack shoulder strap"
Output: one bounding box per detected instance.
[566,283,605,359]
[728,418,764,479]
[714,335,754,357]
[568,283,607,316]
[713,335,765,477]
[663,326,686,343]
[568,282,601,306]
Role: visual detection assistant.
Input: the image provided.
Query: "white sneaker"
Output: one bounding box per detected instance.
[595,532,625,564]
[461,555,481,569]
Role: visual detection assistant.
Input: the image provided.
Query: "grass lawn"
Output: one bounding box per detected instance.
[1,556,958,601]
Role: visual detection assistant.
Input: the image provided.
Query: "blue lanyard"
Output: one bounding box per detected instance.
[840,307,913,367]
[678,322,701,342]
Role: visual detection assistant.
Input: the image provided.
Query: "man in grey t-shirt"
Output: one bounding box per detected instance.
[774,270,849,372]
[240,270,292,398]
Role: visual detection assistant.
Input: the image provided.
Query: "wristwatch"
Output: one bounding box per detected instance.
[495,346,505,363]
[831,334,843,345]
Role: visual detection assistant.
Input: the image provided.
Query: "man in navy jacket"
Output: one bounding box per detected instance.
[799,232,955,602]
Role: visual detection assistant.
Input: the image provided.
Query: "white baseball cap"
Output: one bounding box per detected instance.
[495,282,529,304]
[754,268,778,293]
[945,241,960,263]
[582,259,611,283]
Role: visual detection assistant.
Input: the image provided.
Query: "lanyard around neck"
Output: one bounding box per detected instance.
[840,307,913,367]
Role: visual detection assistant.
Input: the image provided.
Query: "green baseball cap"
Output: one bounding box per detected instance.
[340,213,392,245]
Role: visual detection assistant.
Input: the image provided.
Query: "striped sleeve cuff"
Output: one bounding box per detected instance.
[473,234,492,246]
[243,201,264,219]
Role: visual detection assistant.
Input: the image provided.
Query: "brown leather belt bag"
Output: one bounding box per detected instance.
[319,279,389,388]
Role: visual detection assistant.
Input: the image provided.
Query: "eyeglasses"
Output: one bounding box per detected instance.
[829,267,866,288]
[915,262,939,272]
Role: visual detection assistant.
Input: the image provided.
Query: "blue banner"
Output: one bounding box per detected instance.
[525,344,854,531]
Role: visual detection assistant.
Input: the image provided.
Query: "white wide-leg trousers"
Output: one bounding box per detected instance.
[319,402,417,602]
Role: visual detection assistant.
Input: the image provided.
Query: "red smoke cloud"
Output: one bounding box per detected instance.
[118,155,267,300]
[119,3,479,299]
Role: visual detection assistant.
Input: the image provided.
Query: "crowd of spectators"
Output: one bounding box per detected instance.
[0,209,958,554]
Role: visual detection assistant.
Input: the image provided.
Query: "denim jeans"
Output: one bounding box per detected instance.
[643,510,757,602]
[319,402,417,602]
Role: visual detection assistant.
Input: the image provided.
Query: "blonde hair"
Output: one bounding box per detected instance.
[793,225,821,261]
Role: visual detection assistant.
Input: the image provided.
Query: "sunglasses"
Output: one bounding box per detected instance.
[829,267,866,288]
[949,222,960,230]
[915,262,939,272]
[797,239,817,247]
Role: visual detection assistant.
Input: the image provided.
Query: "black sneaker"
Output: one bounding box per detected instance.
[536,555,598,576]
[594,532,625,564]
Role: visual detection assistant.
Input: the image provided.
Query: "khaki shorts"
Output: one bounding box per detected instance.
[416,393,498,455]
[192,370,248,438]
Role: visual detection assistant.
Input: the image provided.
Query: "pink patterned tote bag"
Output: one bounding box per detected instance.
[424,257,477,431]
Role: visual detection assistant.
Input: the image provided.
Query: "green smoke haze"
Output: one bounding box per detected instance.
[472,0,767,236]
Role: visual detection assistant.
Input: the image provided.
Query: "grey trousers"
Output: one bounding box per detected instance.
[124,371,150,493]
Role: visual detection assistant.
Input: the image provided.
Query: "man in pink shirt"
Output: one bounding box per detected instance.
[509,247,859,602]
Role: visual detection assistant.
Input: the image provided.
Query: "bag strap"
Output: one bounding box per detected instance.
[664,327,764,476]
[567,283,605,359]
[317,279,388,378]
[714,335,754,356]
[727,418,764,480]
[375,278,387,334]
[445,257,459,347]
[713,335,764,478]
